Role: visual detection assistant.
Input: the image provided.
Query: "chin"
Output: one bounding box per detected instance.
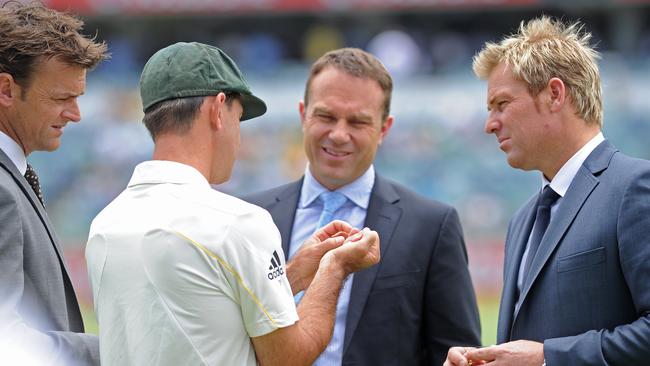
[43,142,62,152]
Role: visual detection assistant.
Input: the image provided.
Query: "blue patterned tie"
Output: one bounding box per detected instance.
[295,191,348,304]
[316,191,348,229]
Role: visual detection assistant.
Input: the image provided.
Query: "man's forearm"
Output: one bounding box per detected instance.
[294,255,348,360]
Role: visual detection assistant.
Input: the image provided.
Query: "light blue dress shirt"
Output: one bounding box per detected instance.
[289,164,374,365]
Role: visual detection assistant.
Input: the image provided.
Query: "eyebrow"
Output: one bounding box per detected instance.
[312,107,373,122]
[312,107,331,115]
[54,90,85,98]
[487,91,507,111]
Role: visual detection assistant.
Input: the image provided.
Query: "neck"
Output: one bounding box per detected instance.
[542,121,600,180]
[152,131,213,182]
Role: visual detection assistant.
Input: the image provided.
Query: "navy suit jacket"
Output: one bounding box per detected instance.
[0,150,99,365]
[498,140,650,365]
[244,174,481,366]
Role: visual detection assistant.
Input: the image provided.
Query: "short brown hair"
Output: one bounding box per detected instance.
[0,1,109,88]
[143,92,241,140]
[473,16,603,126]
[304,48,393,120]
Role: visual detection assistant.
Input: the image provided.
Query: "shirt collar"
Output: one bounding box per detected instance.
[543,132,605,196]
[128,160,211,188]
[300,164,375,209]
[0,130,27,174]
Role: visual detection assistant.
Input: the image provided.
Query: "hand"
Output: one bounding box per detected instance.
[466,340,544,366]
[444,346,486,366]
[286,220,358,293]
[325,227,380,275]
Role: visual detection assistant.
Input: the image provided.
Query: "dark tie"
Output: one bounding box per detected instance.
[522,185,560,280]
[24,163,45,206]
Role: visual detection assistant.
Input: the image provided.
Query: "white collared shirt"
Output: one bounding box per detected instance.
[516,132,605,295]
[0,130,27,174]
[86,160,298,366]
[290,164,374,366]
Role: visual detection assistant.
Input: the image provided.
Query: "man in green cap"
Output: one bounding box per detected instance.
[85,42,380,366]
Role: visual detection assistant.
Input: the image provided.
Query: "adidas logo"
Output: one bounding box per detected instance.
[267,250,285,280]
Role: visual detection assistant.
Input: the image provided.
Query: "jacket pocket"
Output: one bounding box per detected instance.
[557,246,606,273]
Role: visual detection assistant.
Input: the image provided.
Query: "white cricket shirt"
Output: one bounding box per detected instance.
[86,160,297,366]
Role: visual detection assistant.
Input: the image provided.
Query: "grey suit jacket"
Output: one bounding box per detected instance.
[498,140,650,365]
[244,174,481,366]
[0,150,99,365]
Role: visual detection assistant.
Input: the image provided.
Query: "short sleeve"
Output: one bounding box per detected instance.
[219,208,298,337]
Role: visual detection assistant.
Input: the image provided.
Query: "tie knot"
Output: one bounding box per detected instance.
[320,191,347,214]
[539,185,560,208]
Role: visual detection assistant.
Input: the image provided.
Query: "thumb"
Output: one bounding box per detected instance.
[320,235,345,251]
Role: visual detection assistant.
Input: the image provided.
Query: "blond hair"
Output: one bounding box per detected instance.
[473,16,602,126]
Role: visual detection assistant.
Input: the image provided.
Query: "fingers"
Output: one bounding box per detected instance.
[446,346,477,366]
[318,235,346,252]
[466,346,498,363]
[315,220,353,241]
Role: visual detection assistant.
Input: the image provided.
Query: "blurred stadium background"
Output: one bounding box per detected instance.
[31,0,650,346]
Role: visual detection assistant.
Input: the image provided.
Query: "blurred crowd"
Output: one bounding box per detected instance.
[29,6,650,298]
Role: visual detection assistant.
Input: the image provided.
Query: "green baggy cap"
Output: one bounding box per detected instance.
[139,42,267,121]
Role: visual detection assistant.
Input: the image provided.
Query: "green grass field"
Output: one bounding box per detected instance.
[478,296,499,346]
[82,296,501,346]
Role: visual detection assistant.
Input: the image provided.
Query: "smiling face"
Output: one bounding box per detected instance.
[2,57,86,155]
[484,62,557,173]
[300,67,393,190]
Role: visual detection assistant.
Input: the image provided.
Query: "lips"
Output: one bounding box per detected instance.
[498,137,511,150]
[322,147,351,158]
[51,124,66,136]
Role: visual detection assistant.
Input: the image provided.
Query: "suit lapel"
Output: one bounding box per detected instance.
[0,150,84,330]
[514,141,615,324]
[343,176,402,354]
[266,179,303,259]
[497,197,537,342]
[0,151,68,266]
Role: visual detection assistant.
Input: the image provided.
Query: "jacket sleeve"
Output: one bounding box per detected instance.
[0,183,99,366]
[424,207,482,365]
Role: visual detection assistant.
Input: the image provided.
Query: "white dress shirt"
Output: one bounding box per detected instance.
[0,130,27,174]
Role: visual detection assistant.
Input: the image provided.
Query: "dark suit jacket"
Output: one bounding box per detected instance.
[498,140,650,365]
[0,150,99,365]
[244,174,481,365]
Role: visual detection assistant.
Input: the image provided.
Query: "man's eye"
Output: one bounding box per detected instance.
[316,114,333,121]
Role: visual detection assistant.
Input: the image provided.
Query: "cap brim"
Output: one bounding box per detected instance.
[240,93,267,121]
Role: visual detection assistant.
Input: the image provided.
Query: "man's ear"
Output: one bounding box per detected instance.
[0,73,17,107]
[208,93,227,130]
[377,115,394,145]
[299,100,306,130]
[547,77,566,113]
